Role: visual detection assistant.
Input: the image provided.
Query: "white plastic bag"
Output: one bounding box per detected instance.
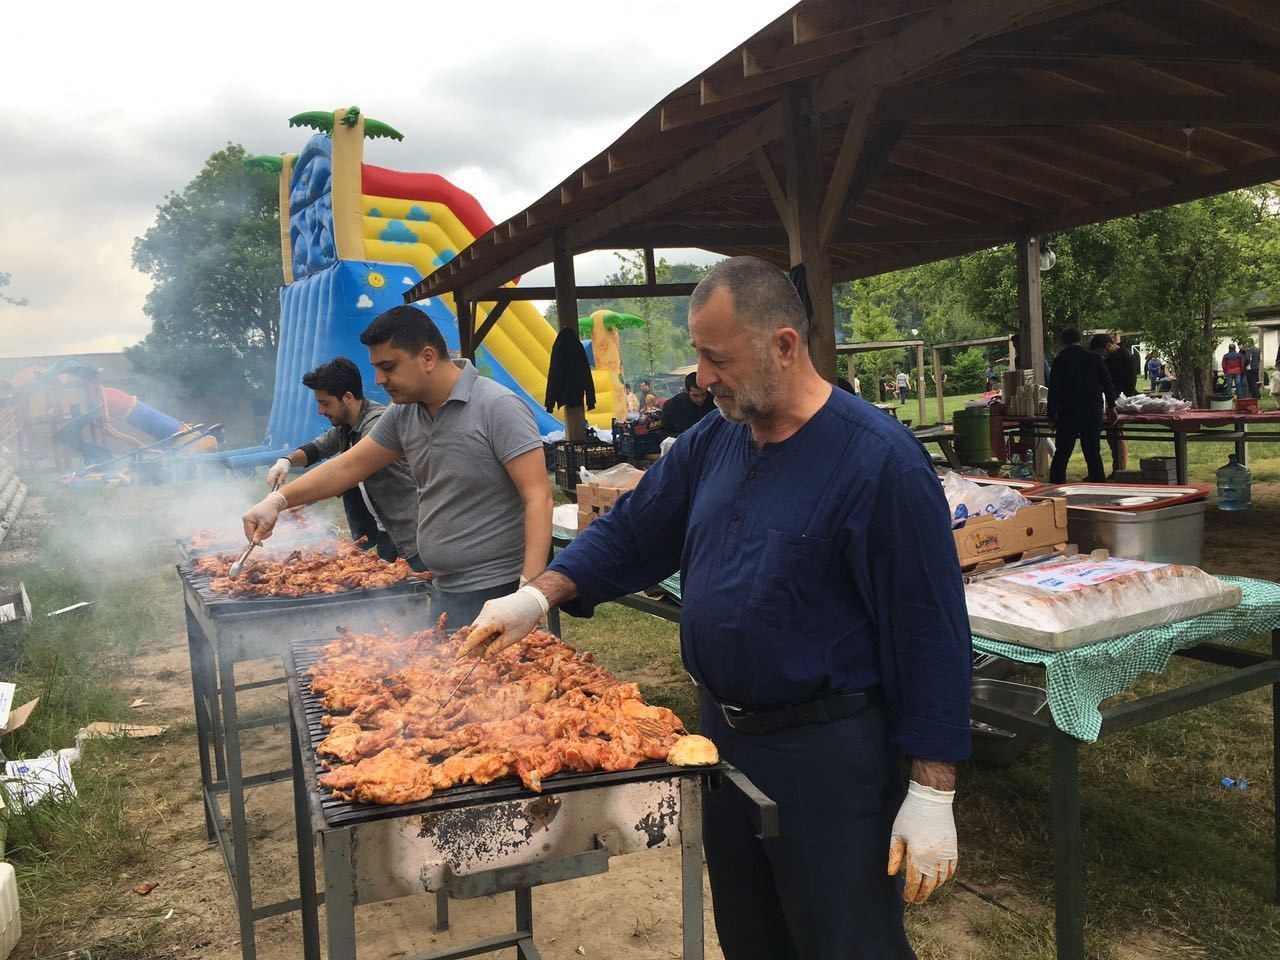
[941,473,1031,528]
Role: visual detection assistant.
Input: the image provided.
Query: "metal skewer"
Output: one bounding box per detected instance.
[435,657,483,713]
[229,478,283,579]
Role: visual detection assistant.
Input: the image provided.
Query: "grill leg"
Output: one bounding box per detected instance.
[515,885,539,959]
[680,776,705,960]
[291,721,321,960]
[324,828,358,960]
[218,647,258,960]
[432,889,450,932]
[186,608,217,841]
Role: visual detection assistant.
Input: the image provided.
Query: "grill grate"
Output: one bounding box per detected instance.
[289,637,712,828]
[176,561,431,612]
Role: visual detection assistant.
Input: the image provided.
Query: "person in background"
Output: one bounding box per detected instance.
[1222,344,1246,398]
[1145,353,1163,386]
[984,361,996,384]
[1048,328,1117,484]
[244,306,552,627]
[853,373,862,396]
[624,382,641,415]
[637,379,653,404]
[895,367,910,404]
[1244,342,1263,399]
[641,393,660,414]
[663,371,716,436]
[462,256,970,959]
[1091,334,1134,476]
[265,358,421,567]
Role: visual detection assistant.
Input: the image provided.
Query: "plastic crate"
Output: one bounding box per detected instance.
[552,440,617,490]
[616,432,664,457]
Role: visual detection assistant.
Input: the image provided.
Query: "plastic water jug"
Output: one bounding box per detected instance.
[1216,454,1252,511]
[0,863,20,959]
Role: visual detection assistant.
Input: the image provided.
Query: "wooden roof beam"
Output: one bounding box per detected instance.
[1029,155,1280,236]
[889,90,1280,126]
[818,92,884,246]
[973,38,1280,64]
[811,0,1114,115]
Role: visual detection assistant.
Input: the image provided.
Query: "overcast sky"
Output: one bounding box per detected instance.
[0,1,786,358]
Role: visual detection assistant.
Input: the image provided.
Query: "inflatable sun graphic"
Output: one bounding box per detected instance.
[361,270,388,298]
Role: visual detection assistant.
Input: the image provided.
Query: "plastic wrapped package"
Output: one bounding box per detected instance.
[942,472,1032,528]
[966,555,1241,650]
[1115,394,1192,414]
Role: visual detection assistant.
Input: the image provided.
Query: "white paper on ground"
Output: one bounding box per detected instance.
[0,685,14,731]
[4,754,76,807]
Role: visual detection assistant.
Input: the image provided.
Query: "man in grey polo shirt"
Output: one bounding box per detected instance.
[242,305,552,627]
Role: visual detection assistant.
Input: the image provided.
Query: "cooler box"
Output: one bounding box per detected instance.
[1034,483,1209,566]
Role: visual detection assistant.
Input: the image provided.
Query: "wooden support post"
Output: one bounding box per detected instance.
[782,91,836,382]
[915,343,927,426]
[1006,336,1015,371]
[456,291,474,361]
[643,248,657,287]
[553,230,587,442]
[471,296,512,354]
[932,347,945,425]
[1016,234,1048,477]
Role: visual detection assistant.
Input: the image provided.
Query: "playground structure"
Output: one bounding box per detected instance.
[218,107,620,471]
[2,359,220,483]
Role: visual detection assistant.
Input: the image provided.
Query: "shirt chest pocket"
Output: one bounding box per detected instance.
[746,530,837,628]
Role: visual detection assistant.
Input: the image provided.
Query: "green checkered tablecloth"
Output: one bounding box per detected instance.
[972,577,1280,742]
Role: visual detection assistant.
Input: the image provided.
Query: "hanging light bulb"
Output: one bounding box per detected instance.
[1182,126,1196,160]
[1038,238,1056,272]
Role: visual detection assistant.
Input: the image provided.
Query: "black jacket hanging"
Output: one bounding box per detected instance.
[545,326,596,413]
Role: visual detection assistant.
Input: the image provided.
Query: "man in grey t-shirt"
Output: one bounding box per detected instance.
[242,306,552,627]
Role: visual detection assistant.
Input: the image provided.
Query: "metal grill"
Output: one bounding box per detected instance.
[290,638,722,828]
[179,558,436,960]
[176,559,431,612]
[285,635,776,960]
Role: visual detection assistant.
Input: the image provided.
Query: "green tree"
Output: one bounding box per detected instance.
[128,143,282,400]
[1120,189,1277,406]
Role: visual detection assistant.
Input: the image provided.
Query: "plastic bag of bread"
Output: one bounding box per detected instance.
[966,555,1241,650]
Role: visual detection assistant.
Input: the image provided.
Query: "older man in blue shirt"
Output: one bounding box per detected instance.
[463,256,971,960]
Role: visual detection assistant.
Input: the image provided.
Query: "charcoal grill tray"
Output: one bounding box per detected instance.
[177,561,431,613]
[288,638,721,828]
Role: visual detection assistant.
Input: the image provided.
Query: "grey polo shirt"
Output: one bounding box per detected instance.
[369,361,542,591]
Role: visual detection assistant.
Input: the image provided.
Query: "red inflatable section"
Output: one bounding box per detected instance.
[360,165,495,242]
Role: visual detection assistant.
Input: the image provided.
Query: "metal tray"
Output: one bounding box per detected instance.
[1033,483,1209,511]
[970,679,1048,765]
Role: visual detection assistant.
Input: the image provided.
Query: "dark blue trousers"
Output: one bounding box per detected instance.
[432,580,520,632]
[700,691,914,960]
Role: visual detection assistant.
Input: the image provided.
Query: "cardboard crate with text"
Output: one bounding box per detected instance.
[954,497,1069,570]
[577,468,644,532]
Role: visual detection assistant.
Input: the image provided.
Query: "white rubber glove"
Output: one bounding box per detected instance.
[266,457,292,487]
[243,490,287,545]
[887,781,958,905]
[457,586,549,659]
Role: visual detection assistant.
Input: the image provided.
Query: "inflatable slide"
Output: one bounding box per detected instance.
[222,107,616,469]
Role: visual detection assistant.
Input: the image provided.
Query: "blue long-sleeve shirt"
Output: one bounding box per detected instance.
[549,388,972,762]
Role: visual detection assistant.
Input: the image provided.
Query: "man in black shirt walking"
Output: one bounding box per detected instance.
[1092,334,1134,475]
[1048,329,1117,484]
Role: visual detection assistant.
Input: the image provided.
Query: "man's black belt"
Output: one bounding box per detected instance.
[717,687,884,735]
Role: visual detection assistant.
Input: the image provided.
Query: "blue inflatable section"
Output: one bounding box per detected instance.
[289,135,337,280]
[246,259,561,462]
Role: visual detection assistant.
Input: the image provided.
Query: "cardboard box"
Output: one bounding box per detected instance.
[954,497,1068,569]
[577,481,640,531]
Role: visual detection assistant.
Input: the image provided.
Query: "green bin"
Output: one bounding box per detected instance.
[952,406,991,464]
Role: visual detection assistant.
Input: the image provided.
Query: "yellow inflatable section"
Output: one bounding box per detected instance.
[360,195,616,430]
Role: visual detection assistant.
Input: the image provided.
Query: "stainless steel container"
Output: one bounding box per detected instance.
[1066,500,1207,565]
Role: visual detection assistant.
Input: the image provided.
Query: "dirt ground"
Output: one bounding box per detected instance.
[12,483,1280,960]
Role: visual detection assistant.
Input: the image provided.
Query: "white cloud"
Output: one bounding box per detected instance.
[356,295,374,309]
[0,0,785,358]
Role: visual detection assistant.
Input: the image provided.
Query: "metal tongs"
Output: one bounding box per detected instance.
[229,478,282,578]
